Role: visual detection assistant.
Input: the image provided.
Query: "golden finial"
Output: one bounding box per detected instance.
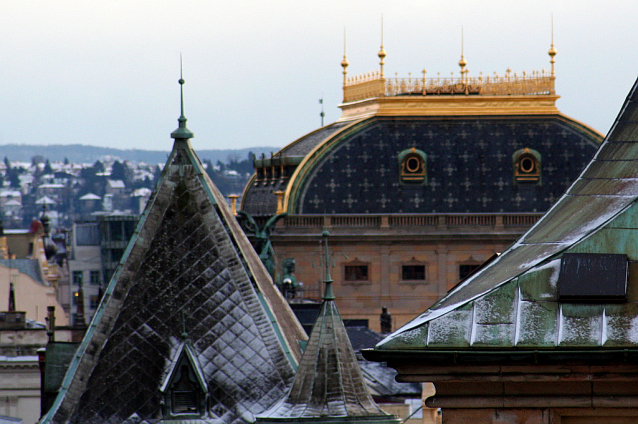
[421,69,427,95]
[378,16,386,78]
[228,194,239,216]
[548,14,557,78]
[458,26,467,81]
[341,27,349,87]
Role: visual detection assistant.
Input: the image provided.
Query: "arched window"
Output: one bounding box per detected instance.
[512,147,541,185]
[398,147,427,184]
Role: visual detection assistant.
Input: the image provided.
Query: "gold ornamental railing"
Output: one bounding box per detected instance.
[343,70,555,103]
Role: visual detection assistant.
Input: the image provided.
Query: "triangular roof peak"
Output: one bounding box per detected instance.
[40,78,306,423]
[257,230,398,424]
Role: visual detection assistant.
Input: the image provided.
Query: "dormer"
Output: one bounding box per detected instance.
[160,341,208,419]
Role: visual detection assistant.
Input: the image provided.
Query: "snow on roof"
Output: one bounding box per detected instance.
[107,179,125,188]
[0,190,21,197]
[79,193,101,200]
[37,183,64,189]
[4,199,22,206]
[35,196,57,205]
[131,188,151,197]
[376,76,638,351]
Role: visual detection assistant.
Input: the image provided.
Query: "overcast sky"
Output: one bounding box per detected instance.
[1,1,636,153]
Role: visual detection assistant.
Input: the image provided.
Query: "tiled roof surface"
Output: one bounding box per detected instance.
[241,122,354,216]
[294,116,600,214]
[42,138,306,423]
[376,77,638,352]
[0,259,43,283]
[258,299,397,422]
[278,122,351,158]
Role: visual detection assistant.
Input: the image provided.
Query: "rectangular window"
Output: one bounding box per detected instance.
[110,248,125,263]
[76,223,100,245]
[459,264,481,280]
[89,295,100,310]
[344,265,368,281]
[72,271,83,285]
[110,221,124,241]
[90,270,101,285]
[402,265,426,281]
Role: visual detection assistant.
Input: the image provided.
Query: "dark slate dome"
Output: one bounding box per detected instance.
[242,114,601,216]
[241,50,603,217]
[293,115,599,214]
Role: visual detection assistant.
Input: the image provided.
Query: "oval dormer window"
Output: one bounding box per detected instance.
[398,147,427,184]
[512,147,541,185]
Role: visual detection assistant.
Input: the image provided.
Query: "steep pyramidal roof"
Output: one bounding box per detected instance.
[257,231,398,424]
[367,76,638,356]
[40,78,306,423]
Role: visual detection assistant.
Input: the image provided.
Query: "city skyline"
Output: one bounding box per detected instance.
[1,0,635,151]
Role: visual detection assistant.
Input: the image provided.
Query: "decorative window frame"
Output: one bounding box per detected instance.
[512,147,541,185]
[343,259,371,285]
[398,147,427,185]
[400,258,428,285]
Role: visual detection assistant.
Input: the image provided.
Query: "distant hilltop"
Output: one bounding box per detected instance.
[0,144,280,164]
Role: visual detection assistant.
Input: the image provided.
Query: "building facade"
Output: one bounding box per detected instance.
[241,43,603,331]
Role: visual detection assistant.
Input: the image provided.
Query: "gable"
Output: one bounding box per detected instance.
[42,142,306,423]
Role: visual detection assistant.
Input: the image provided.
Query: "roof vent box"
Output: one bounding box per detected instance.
[558,253,628,302]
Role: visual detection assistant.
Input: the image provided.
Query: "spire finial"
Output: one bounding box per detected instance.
[341,27,349,87]
[171,54,194,141]
[181,310,189,340]
[458,26,467,81]
[322,228,335,301]
[319,96,325,127]
[378,16,386,78]
[548,14,557,78]
[179,54,185,118]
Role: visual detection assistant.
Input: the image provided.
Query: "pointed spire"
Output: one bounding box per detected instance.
[171,55,194,141]
[378,16,386,78]
[458,26,467,81]
[322,229,335,301]
[256,228,398,424]
[548,14,557,78]
[341,28,349,88]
